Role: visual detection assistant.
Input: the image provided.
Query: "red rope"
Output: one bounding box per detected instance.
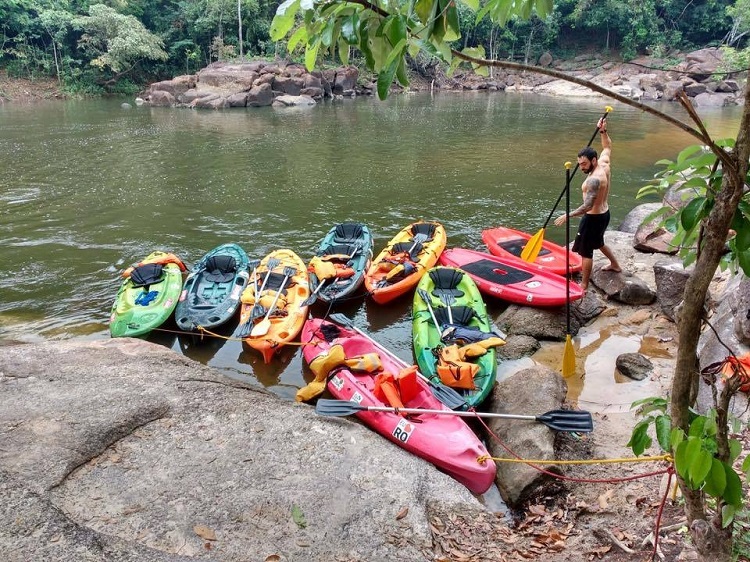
[652,467,675,560]
[477,415,670,484]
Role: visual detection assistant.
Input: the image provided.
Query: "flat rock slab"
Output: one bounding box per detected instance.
[0,339,481,561]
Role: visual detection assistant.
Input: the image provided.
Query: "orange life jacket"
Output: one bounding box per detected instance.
[122,252,186,278]
[436,345,478,390]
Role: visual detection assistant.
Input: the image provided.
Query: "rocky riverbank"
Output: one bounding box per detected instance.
[3,225,749,561]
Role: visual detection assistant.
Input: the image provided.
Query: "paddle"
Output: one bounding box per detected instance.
[236,257,281,337]
[250,266,296,337]
[315,399,594,433]
[416,288,443,330]
[562,162,576,378]
[301,242,362,307]
[407,232,429,256]
[520,106,613,264]
[433,289,455,325]
[327,312,467,410]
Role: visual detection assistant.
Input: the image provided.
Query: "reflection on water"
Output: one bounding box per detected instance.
[0,94,737,398]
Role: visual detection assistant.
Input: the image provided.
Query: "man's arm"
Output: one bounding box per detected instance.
[569,179,600,217]
[598,118,611,167]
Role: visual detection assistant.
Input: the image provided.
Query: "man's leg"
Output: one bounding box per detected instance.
[600,245,621,272]
[580,257,593,291]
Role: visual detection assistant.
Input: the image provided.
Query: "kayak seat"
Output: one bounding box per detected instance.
[203,255,237,283]
[499,239,551,258]
[262,271,291,295]
[410,222,436,240]
[434,306,476,327]
[391,241,422,260]
[429,268,465,298]
[461,259,534,285]
[130,263,164,288]
[333,222,364,244]
[319,243,358,259]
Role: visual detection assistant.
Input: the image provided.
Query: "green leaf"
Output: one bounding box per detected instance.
[291,504,307,528]
[276,0,300,17]
[535,0,553,19]
[670,427,685,450]
[288,26,308,52]
[674,439,690,480]
[677,144,703,164]
[729,439,742,463]
[680,197,707,232]
[722,504,736,528]
[734,221,750,252]
[702,458,727,497]
[320,19,335,46]
[703,412,717,437]
[723,464,742,507]
[689,450,713,488]
[627,420,652,456]
[445,4,461,41]
[304,39,320,71]
[631,396,668,410]
[743,455,750,477]
[688,416,706,438]
[738,249,750,277]
[377,56,399,100]
[655,415,671,451]
[415,0,436,31]
[682,438,702,482]
[341,13,359,44]
[458,0,478,11]
[338,37,349,64]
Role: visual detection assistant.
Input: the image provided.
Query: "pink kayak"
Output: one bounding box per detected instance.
[439,248,583,307]
[482,226,582,275]
[301,317,496,494]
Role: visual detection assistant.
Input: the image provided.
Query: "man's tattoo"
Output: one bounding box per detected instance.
[571,178,600,216]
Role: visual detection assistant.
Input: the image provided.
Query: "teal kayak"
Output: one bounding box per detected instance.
[109,251,186,338]
[175,243,251,331]
[412,266,498,408]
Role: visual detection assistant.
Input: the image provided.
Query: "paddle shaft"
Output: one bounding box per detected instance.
[356,404,538,420]
[417,289,442,330]
[540,109,611,229]
[565,166,571,335]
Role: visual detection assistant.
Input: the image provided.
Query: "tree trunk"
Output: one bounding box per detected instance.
[237,0,243,57]
[670,79,750,561]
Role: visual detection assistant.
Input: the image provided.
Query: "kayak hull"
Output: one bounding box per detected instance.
[365,221,447,304]
[412,267,497,408]
[301,318,496,494]
[309,222,373,304]
[482,226,582,276]
[239,249,310,363]
[439,248,584,307]
[175,243,251,331]
[109,251,185,338]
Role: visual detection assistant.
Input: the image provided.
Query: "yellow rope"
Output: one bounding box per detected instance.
[477,454,673,465]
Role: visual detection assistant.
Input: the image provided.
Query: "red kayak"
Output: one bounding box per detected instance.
[439,248,583,307]
[482,226,582,275]
[301,317,496,494]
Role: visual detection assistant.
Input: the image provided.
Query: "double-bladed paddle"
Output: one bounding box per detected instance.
[520,106,613,264]
[416,288,443,331]
[237,257,281,337]
[562,162,576,378]
[250,266,296,337]
[315,399,594,433]
[327,312,467,410]
[433,288,455,324]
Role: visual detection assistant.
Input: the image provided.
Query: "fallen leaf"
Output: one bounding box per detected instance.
[194,525,217,541]
[597,489,614,510]
[204,542,212,550]
[528,504,546,516]
[291,505,307,529]
[264,555,281,562]
[396,506,409,520]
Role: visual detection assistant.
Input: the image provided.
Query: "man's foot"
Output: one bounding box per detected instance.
[602,264,622,272]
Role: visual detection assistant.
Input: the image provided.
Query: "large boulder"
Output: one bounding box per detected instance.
[0,339,481,561]
[653,260,691,321]
[619,203,663,234]
[246,83,274,107]
[591,265,656,305]
[495,305,580,341]
[485,366,566,508]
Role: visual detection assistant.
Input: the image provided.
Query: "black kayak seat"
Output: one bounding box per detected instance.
[499,239,551,258]
[204,255,237,283]
[460,259,534,285]
[319,243,357,258]
[261,271,291,295]
[433,306,476,327]
[333,222,364,244]
[411,222,436,240]
[429,268,465,298]
[391,241,422,260]
[130,263,164,288]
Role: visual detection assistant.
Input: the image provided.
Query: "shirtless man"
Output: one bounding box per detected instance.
[553,117,621,291]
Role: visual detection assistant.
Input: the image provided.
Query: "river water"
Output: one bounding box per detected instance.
[0,92,742,401]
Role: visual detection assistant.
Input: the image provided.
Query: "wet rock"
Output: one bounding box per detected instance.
[634,207,678,254]
[591,265,656,305]
[272,94,317,107]
[485,366,565,507]
[654,260,691,322]
[272,75,305,96]
[717,80,740,93]
[146,90,176,107]
[618,203,663,234]
[572,290,606,325]
[684,82,707,97]
[495,305,580,341]
[226,92,248,107]
[616,353,653,380]
[538,52,553,67]
[246,83,274,107]
[496,335,540,360]
[693,92,736,107]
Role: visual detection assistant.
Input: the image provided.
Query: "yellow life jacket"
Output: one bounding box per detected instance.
[459,337,506,358]
[309,256,355,281]
[436,345,478,390]
[296,346,383,402]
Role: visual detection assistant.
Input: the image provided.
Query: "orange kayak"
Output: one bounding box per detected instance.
[238,249,310,363]
[364,221,447,304]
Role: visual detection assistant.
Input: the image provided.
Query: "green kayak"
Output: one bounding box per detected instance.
[109,251,186,338]
[412,266,498,408]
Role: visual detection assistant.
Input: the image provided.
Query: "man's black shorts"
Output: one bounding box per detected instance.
[572,210,610,259]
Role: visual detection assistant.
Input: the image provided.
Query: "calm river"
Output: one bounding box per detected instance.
[0,92,742,400]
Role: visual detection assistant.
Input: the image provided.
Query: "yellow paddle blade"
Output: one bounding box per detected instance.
[562,334,576,378]
[521,228,545,263]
